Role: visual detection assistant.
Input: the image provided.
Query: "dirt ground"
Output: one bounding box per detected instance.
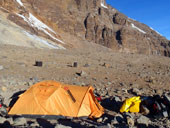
[0,44,170,105]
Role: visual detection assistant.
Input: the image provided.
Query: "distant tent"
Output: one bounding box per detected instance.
[8,81,104,118]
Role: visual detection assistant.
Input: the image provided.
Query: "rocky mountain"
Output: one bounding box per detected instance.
[0,0,170,56]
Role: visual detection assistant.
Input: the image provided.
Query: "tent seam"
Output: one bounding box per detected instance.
[76,86,91,117]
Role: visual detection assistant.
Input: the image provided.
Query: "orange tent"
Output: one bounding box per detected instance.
[8,81,104,118]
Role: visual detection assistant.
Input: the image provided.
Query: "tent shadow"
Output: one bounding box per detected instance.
[101,97,122,112]
[0,121,13,128]
[58,119,87,128]
[8,90,26,109]
[37,118,55,128]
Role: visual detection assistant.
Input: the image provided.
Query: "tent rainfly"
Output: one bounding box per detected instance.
[8,81,104,118]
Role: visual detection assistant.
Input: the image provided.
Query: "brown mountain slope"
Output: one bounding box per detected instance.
[0,0,170,56]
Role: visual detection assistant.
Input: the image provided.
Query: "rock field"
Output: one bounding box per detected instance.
[0,44,170,127]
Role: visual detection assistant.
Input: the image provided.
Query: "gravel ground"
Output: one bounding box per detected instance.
[0,44,170,127]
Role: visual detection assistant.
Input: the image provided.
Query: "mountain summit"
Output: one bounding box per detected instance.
[0,0,170,56]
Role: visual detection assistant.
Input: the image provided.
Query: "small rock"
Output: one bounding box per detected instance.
[101,63,110,68]
[114,114,124,123]
[1,86,7,92]
[73,62,78,67]
[163,111,168,118]
[76,70,87,77]
[156,89,163,95]
[141,105,150,115]
[122,88,128,93]
[84,63,90,67]
[132,88,142,95]
[34,61,43,67]
[98,123,111,128]
[0,106,7,117]
[0,65,4,70]
[13,117,27,126]
[137,115,150,126]
[127,116,134,127]
[114,96,121,102]
[55,124,72,128]
[107,82,112,85]
[0,116,6,124]
[166,119,170,126]
[30,122,40,127]
[6,118,14,125]
[103,117,108,122]
[97,118,103,123]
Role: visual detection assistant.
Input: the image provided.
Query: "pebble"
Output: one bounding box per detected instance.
[0,65,4,70]
[114,96,121,102]
[0,106,7,117]
[97,118,103,123]
[0,116,6,124]
[1,86,7,92]
[127,116,134,127]
[13,117,27,126]
[55,124,72,128]
[132,88,142,95]
[76,70,87,77]
[114,114,124,123]
[137,115,150,126]
[141,105,150,115]
[30,122,39,127]
[98,123,112,128]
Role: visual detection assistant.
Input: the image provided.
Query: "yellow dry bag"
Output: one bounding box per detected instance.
[120,96,141,113]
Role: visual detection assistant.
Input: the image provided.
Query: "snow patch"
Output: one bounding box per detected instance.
[131,23,146,34]
[128,17,137,21]
[23,31,65,49]
[112,8,115,12]
[150,27,162,36]
[16,0,24,6]
[16,13,65,44]
[101,0,108,9]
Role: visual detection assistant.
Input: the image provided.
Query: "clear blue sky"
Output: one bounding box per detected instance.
[106,0,170,40]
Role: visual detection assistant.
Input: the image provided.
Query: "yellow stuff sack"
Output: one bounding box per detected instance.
[120,96,141,113]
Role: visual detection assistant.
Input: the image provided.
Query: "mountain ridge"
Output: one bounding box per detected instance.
[0,0,170,56]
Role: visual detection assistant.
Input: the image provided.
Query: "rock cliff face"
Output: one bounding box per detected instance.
[0,0,170,56]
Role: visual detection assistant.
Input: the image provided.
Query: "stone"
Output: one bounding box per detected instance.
[102,63,110,68]
[34,61,43,67]
[127,116,134,127]
[6,118,14,125]
[132,88,142,95]
[55,124,72,128]
[98,123,112,128]
[103,117,108,122]
[76,70,87,77]
[140,105,150,115]
[0,106,7,117]
[114,96,121,102]
[83,63,90,67]
[97,118,103,123]
[1,86,7,92]
[137,115,150,126]
[30,122,40,127]
[13,117,27,126]
[156,89,163,95]
[0,116,6,124]
[73,62,78,67]
[163,111,168,118]
[114,114,124,123]
[0,65,4,70]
